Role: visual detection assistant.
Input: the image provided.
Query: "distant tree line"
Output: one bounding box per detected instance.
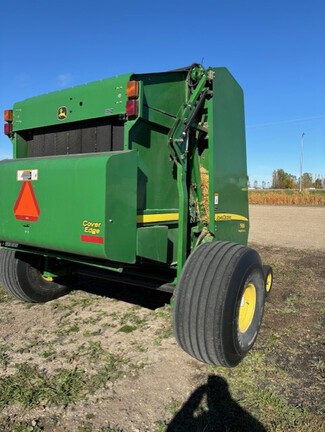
[271,169,324,189]
[248,169,325,190]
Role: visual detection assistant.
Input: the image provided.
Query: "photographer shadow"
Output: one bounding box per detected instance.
[167,375,266,432]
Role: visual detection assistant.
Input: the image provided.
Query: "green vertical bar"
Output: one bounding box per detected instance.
[176,161,188,281]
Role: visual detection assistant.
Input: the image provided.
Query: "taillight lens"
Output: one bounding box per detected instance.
[126,100,138,117]
[126,81,139,99]
[4,109,13,135]
[4,123,12,135]
[4,109,13,122]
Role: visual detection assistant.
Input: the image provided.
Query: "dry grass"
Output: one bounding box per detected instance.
[200,166,209,223]
[249,190,325,206]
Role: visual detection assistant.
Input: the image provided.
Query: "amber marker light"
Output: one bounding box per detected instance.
[126,81,139,99]
[4,109,13,122]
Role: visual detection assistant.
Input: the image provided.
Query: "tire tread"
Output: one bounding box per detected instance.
[0,248,69,303]
[173,241,264,366]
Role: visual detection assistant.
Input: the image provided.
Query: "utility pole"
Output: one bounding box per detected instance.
[299,132,305,192]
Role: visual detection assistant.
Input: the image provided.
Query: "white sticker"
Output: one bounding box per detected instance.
[17,169,38,181]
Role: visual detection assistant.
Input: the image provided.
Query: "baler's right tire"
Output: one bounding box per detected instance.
[173,241,266,367]
[263,265,273,298]
[0,248,70,303]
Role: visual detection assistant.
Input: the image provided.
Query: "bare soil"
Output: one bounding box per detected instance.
[249,205,325,250]
[0,206,324,431]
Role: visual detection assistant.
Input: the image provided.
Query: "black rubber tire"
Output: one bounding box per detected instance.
[263,264,273,298]
[0,248,70,303]
[173,241,266,367]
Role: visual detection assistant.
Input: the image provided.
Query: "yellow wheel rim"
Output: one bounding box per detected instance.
[266,272,272,293]
[238,283,257,333]
[42,275,54,282]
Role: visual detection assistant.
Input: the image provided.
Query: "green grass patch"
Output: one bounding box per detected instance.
[208,349,323,431]
[51,294,99,314]
[76,340,112,362]
[77,424,124,432]
[110,307,149,333]
[0,341,133,410]
[154,323,173,345]
[82,311,108,325]
[118,324,137,333]
[0,417,45,432]
[0,363,85,408]
[153,305,173,345]
[0,343,11,367]
[90,353,127,390]
[0,285,11,303]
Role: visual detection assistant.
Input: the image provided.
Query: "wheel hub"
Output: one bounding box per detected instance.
[266,273,272,293]
[238,283,257,333]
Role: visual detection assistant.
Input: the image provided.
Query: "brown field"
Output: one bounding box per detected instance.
[249,190,325,206]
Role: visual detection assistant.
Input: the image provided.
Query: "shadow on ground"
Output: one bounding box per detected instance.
[167,375,266,432]
[74,275,172,310]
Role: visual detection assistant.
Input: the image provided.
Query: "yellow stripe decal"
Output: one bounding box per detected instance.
[137,213,179,223]
[215,213,249,222]
[137,212,248,223]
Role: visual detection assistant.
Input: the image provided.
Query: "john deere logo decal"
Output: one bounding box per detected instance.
[57,106,67,120]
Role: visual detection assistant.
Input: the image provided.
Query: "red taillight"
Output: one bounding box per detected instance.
[4,123,12,135]
[126,100,138,117]
[4,109,13,122]
[126,80,140,118]
[4,109,13,135]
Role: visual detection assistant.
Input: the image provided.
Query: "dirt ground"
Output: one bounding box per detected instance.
[249,205,325,250]
[0,206,324,431]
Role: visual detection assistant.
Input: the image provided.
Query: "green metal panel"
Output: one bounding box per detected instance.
[127,119,179,211]
[13,74,132,131]
[134,71,187,117]
[125,70,188,217]
[105,151,137,262]
[0,151,137,263]
[209,68,249,245]
[137,226,168,263]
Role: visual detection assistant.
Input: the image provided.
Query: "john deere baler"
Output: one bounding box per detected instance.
[0,64,272,367]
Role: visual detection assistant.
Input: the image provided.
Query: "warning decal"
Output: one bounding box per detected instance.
[14,182,40,221]
[17,169,38,181]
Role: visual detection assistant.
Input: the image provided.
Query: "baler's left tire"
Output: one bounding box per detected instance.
[0,249,70,303]
[173,241,266,367]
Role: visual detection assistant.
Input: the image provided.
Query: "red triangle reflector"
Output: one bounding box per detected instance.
[14,182,40,222]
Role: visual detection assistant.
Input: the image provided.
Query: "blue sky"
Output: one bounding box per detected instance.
[1,0,324,185]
